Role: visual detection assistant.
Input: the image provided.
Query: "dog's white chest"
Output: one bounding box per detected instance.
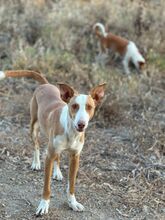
[53,134,83,154]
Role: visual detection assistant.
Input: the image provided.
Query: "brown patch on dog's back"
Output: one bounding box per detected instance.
[105,33,129,56]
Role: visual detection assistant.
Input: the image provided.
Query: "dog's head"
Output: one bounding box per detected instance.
[93,23,107,38]
[138,61,145,70]
[58,83,106,132]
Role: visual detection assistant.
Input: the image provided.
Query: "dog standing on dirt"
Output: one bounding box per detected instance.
[0,70,106,215]
[93,22,145,74]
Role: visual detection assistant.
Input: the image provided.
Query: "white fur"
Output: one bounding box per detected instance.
[74,95,90,130]
[123,41,145,74]
[60,95,91,133]
[93,23,108,37]
[70,140,83,154]
[67,184,84,212]
[60,105,70,134]
[31,122,41,170]
[53,161,63,181]
[53,134,84,154]
[0,71,5,80]
[68,194,84,212]
[53,135,68,154]
[36,199,50,215]
[57,95,88,153]
[31,149,41,170]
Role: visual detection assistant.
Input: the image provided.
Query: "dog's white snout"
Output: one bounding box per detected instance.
[74,95,90,132]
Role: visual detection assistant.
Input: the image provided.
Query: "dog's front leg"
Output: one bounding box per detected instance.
[122,58,130,74]
[53,154,63,181]
[36,152,56,216]
[67,153,84,211]
[96,43,108,66]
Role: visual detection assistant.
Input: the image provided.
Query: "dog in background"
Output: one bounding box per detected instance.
[0,70,106,216]
[93,22,145,74]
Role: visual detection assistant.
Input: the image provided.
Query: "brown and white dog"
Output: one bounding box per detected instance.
[0,70,106,215]
[93,22,145,74]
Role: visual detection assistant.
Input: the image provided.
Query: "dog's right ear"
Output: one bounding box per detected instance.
[57,83,76,103]
[90,83,106,106]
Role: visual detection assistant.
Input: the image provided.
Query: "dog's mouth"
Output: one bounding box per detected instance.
[76,127,85,132]
[74,125,86,133]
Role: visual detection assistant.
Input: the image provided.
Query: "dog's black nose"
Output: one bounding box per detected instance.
[77,121,85,130]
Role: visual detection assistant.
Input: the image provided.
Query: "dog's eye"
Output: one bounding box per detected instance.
[86,104,92,111]
[72,103,79,110]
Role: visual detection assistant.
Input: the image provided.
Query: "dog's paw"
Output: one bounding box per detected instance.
[53,168,63,181]
[68,194,84,212]
[31,160,41,170]
[36,199,50,216]
[68,200,84,212]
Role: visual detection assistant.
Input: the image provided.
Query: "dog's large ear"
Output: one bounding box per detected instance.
[57,83,76,103]
[90,83,106,106]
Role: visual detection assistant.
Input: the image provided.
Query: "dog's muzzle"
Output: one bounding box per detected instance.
[76,121,86,132]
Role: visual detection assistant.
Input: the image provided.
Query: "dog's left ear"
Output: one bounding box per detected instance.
[57,83,76,103]
[90,83,106,106]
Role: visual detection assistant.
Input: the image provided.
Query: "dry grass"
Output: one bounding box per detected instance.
[0,0,165,219]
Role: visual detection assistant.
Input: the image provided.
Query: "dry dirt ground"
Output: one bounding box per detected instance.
[0,74,165,220]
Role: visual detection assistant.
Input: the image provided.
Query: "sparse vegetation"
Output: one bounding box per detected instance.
[0,0,164,219]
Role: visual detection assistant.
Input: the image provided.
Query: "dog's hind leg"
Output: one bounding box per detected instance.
[30,96,41,170]
[53,154,63,181]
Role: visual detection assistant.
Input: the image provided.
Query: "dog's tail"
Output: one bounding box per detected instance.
[0,70,49,84]
[93,23,107,37]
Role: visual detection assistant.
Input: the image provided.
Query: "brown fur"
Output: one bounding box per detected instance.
[86,96,95,119]
[94,25,129,55]
[5,70,48,84]
[32,84,66,136]
[138,61,145,70]
[69,154,80,194]
[96,32,129,56]
[43,154,58,200]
